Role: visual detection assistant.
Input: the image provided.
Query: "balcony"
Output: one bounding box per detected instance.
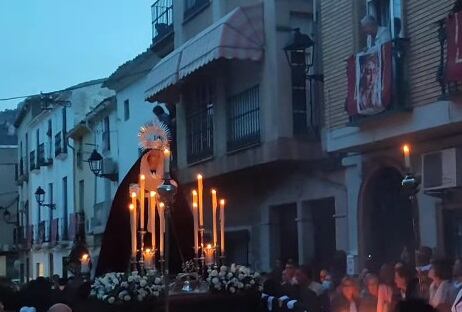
[227,85,261,152]
[54,131,67,159]
[38,143,53,166]
[13,226,26,246]
[29,150,39,173]
[186,106,214,164]
[345,38,410,125]
[184,0,209,22]
[26,225,33,249]
[151,0,173,48]
[35,221,46,246]
[17,157,28,185]
[437,11,462,98]
[68,212,85,241]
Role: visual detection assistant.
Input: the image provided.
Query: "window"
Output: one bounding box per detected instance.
[186,82,215,163]
[62,176,68,240]
[47,119,52,159]
[103,116,110,151]
[124,99,130,121]
[227,85,261,151]
[79,180,84,212]
[48,183,53,221]
[367,0,404,39]
[62,107,68,153]
[184,0,209,21]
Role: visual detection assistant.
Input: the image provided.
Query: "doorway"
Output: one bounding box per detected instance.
[270,203,299,265]
[310,198,336,270]
[362,167,414,270]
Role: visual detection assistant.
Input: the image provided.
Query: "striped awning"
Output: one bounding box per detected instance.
[145,2,264,102]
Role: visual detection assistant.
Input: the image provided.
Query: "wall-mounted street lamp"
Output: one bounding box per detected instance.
[34,186,55,209]
[283,28,324,83]
[87,149,118,181]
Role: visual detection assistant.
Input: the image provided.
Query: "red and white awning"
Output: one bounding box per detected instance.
[145,2,264,102]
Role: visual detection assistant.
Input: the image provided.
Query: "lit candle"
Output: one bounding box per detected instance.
[139,175,145,230]
[204,243,214,266]
[197,175,204,228]
[192,189,198,208]
[163,148,171,177]
[220,199,225,256]
[211,189,218,248]
[403,144,411,170]
[81,253,90,274]
[158,202,165,258]
[144,248,154,269]
[129,203,137,258]
[193,202,199,257]
[149,191,156,255]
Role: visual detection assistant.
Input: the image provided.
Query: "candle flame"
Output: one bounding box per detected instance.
[131,192,137,198]
[193,202,198,208]
[140,174,145,180]
[129,204,134,210]
[192,189,197,195]
[81,254,89,261]
[150,191,156,197]
[211,189,216,194]
[145,248,151,253]
[220,199,225,205]
[159,202,165,208]
[206,243,212,249]
[197,174,203,180]
[402,144,410,154]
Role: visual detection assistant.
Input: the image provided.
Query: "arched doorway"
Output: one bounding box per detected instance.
[361,167,414,270]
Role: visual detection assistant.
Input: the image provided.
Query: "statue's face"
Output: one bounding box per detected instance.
[147,150,162,171]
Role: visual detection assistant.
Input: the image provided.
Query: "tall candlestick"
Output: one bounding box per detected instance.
[139,175,145,230]
[129,203,137,258]
[204,243,214,266]
[211,189,218,247]
[81,254,90,274]
[163,148,171,177]
[197,175,204,227]
[220,199,225,256]
[192,190,198,208]
[149,191,156,253]
[158,202,165,258]
[403,144,411,170]
[192,202,199,257]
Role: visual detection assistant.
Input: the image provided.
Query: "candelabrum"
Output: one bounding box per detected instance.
[401,172,421,264]
[157,174,177,312]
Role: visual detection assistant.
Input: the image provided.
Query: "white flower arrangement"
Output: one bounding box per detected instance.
[90,270,164,304]
[205,264,262,294]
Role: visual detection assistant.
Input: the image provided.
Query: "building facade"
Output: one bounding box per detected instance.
[14,80,113,280]
[0,144,18,280]
[321,0,462,268]
[145,0,345,272]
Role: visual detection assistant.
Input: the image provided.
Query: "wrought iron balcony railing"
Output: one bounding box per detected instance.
[151,0,173,45]
[227,85,261,152]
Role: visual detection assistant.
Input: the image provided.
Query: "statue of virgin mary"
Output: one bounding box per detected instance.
[95,121,193,275]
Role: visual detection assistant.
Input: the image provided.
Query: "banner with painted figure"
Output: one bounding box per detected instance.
[346,42,392,117]
[447,11,462,82]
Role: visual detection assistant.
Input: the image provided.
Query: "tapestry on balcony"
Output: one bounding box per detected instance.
[447,11,462,82]
[346,42,392,117]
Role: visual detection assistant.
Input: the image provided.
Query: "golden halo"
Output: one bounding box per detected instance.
[138,120,170,151]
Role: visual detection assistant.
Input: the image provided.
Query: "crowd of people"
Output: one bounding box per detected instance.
[0,274,90,312]
[261,248,462,312]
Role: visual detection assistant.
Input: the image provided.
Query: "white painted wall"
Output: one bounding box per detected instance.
[116,76,156,182]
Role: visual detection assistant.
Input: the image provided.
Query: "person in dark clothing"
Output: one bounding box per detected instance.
[395,299,437,312]
[395,264,421,301]
[263,262,284,297]
[293,266,321,312]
